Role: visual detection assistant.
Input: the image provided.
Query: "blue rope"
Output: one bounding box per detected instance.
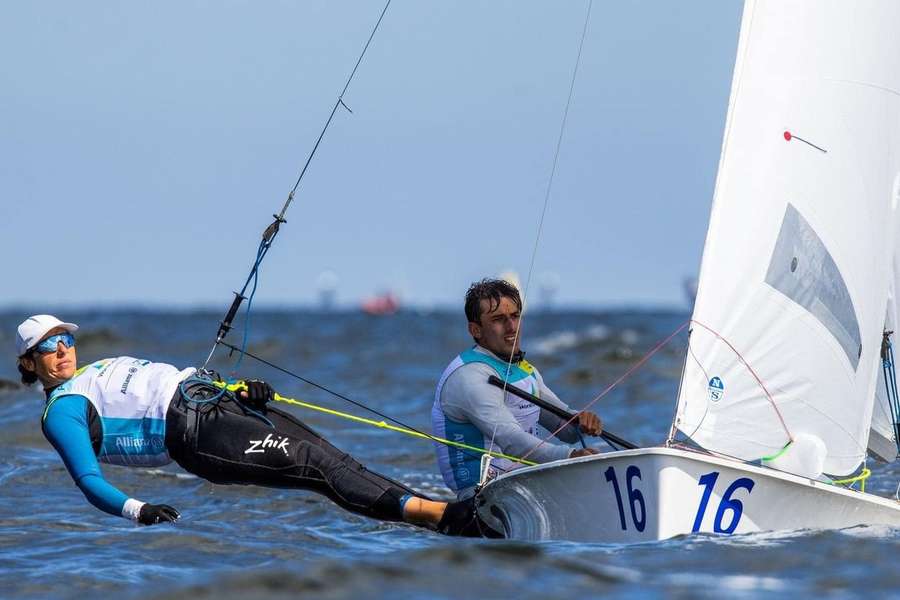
[178,375,228,406]
[889,340,900,456]
[231,239,268,374]
[178,373,274,429]
[881,336,900,456]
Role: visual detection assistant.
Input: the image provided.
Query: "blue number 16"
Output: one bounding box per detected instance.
[604,465,646,532]
[692,471,755,534]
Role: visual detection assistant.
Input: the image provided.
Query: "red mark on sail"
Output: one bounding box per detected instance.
[783,130,826,153]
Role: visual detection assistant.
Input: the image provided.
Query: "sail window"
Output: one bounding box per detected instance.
[765,203,862,370]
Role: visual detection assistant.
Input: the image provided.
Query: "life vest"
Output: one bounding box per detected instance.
[432,347,541,493]
[43,357,194,467]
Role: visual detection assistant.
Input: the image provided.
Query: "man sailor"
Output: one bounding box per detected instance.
[432,279,602,499]
[17,314,485,534]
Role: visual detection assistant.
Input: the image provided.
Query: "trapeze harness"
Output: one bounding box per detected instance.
[41,357,416,523]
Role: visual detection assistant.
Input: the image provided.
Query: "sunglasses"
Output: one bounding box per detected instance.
[33,333,76,354]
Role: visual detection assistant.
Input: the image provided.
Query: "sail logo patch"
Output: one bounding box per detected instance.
[707,377,725,403]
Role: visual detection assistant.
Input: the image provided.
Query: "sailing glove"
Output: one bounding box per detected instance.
[138,503,180,526]
[243,379,275,410]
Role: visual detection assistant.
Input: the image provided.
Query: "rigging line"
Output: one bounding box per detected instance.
[214,380,536,466]
[891,343,900,453]
[229,242,264,374]
[201,0,393,370]
[486,421,501,471]
[521,319,690,462]
[689,319,792,440]
[882,333,900,454]
[527,315,799,462]
[217,341,519,472]
[285,0,393,203]
[666,327,695,444]
[499,0,594,398]
[679,335,713,442]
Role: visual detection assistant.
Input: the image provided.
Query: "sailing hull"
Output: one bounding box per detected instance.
[477,447,900,543]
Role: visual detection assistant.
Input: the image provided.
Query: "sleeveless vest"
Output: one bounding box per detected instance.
[432,347,541,493]
[43,357,194,467]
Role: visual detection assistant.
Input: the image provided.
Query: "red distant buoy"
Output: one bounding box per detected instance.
[783,131,792,141]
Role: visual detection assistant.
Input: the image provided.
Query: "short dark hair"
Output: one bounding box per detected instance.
[464,278,522,324]
[17,354,38,386]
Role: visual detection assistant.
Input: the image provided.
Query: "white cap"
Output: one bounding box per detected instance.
[16,314,79,356]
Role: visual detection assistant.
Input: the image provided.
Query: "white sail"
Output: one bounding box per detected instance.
[674,0,900,476]
[868,193,900,463]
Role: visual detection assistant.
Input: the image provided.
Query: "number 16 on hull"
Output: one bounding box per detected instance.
[602,461,755,538]
[478,448,900,542]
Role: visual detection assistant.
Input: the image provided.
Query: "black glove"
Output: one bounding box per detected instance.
[242,379,275,410]
[138,503,180,526]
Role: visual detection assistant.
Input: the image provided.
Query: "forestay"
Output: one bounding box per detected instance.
[674,0,900,476]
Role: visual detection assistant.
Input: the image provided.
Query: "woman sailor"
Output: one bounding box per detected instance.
[17,314,487,534]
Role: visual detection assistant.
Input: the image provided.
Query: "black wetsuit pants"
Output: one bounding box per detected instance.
[164,383,419,521]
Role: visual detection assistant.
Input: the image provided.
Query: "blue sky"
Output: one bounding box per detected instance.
[1,1,742,309]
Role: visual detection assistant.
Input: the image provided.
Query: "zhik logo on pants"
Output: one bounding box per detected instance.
[245,433,290,457]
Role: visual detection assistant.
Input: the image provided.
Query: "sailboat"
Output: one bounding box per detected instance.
[477,0,900,542]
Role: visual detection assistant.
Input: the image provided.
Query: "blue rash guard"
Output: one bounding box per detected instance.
[42,394,130,517]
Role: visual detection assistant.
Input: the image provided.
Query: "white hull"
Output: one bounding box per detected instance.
[477,448,900,542]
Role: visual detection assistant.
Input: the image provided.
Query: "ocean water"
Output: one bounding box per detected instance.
[2,309,899,599]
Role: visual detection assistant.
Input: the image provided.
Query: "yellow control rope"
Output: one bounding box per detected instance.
[832,467,871,493]
[217,380,537,466]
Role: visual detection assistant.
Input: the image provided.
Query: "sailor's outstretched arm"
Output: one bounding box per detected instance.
[42,395,176,524]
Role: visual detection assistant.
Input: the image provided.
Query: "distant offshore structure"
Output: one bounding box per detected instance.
[499,269,561,311]
[538,271,560,311]
[499,270,522,293]
[682,276,698,310]
[498,270,525,309]
[316,270,339,311]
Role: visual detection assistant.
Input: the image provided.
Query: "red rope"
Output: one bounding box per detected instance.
[520,318,792,462]
[689,319,792,440]
[521,319,689,462]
